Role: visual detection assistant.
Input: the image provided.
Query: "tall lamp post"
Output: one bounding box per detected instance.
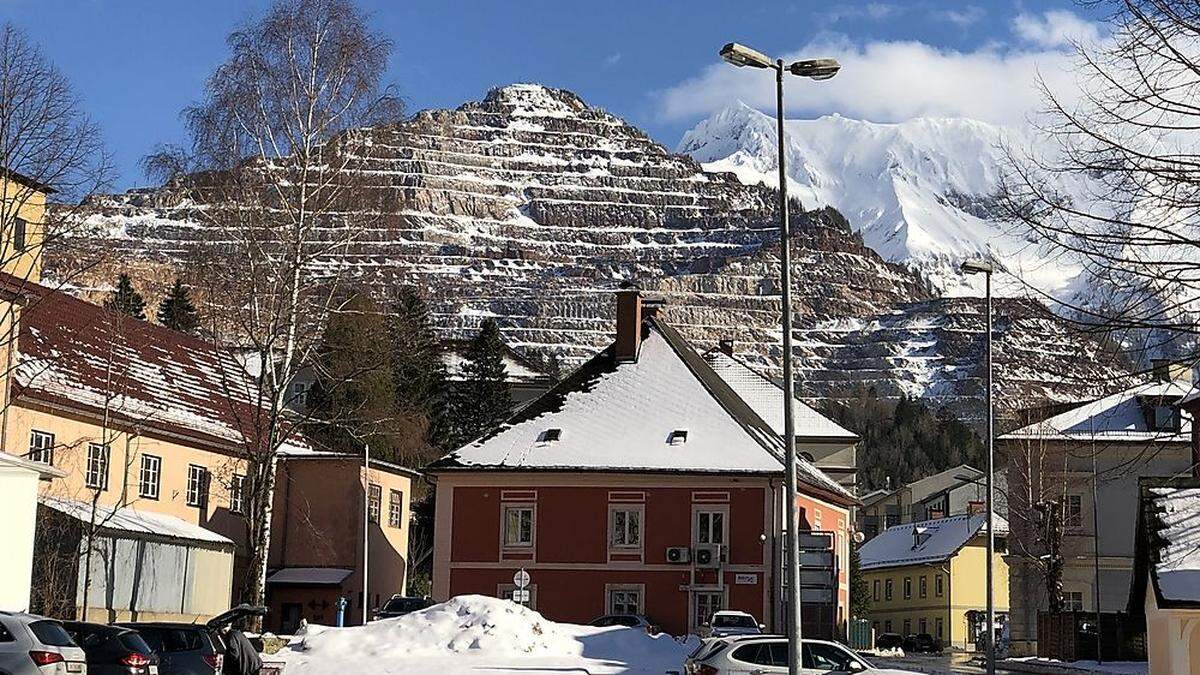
[719,42,840,675]
[961,259,995,675]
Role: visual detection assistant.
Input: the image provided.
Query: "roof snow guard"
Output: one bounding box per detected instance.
[1133,477,1200,611]
[858,512,1005,570]
[427,314,854,506]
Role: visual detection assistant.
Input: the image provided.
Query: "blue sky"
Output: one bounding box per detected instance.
[0,0,1102,190]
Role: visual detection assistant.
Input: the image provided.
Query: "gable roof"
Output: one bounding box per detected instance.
[700,350,858,442]
[1000,378,1195,443]
[2,273,264,451]
[441,338,553,386]
[1133,477,1200,611]
[858,512,1006,570]
[427,316,854,505]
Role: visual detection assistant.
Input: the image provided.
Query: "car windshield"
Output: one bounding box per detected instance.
[119,632,154,655]
[30,621,76,647]
[382,598,428,613]
[713,615,757,629]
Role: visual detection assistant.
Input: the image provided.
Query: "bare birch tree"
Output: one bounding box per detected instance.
[145,0,401,609]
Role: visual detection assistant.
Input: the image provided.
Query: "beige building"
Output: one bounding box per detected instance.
[858,465,997,541]
[1133,477,1200,675]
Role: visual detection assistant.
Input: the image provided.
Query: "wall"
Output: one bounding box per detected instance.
[0,463,41,611]
[949,541,1010,648]
[1,179,46,283]
[863,564,951,645]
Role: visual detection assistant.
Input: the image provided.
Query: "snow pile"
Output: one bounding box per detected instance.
[277,595,693,675]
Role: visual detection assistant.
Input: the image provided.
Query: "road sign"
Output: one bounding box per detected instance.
[511,589,531,603]
[513,568,530,589]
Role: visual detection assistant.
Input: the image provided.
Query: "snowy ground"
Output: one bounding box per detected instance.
[1001,657,1148,674]
[273,595,695,675]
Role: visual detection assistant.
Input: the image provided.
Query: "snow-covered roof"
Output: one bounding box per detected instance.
[858,512,1006,570]
[40,496,233,547]
[1135,479,1200,610]
[0,451,65,478]
[1000,378,1196,443]
[278,443,422,479]
[428,318,853,505]
[267,567,353,586]
[442,339,552,385]
[4,273,265,451]
[701,350,858,442]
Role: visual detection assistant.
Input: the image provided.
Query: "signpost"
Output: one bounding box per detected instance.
[512,568,531,606]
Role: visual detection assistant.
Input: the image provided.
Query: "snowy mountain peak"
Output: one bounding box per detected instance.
[480,83,589,118]
[678,106,1070,295]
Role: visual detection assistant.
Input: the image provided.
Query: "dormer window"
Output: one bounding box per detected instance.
[538,428,562,444]
[1154,404,1181,432]
[668,429,688,446]
[912,526,930,550]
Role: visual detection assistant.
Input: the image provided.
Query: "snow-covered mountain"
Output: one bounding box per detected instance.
[48,84,1125,421]
[677,103,1075,295]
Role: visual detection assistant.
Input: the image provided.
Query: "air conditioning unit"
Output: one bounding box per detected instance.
[666,546,691,564]
[694,544,722,568]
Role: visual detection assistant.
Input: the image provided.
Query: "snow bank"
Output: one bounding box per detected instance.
[277,595,693,674]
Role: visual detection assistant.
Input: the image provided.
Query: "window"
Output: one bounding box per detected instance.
[230,474,246,514]
[503,505,534,547]
[731,642,785,667]
[694,592,723,628]
[884,579,893,601]
[935,574,944,597]
[186,464,209,507]
[903,619,911,635]
[368,484,382,524]
[1154,404,1181,431]
[28,430,54,464]
[1064,495,1084,528]
[12,217,26,251]
[1064,590,1084,611]
[872,579,880,601]
[804,643,862,671]
[919,618,927,634]
[884,620,892,633]
[388,489,404,528]
[538,428,561,444]
[610,507,642,548]
[289,381,310,407]
[903,577,912,600]
[696,510,725,545]
[138,455,161,499]
[668,429,688,445]
[919,575,928,599]
[936,617,944,638]
[85,443,109,490]
[608,587,641,615]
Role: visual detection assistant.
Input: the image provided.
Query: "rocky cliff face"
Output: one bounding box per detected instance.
[48,84,1126,420]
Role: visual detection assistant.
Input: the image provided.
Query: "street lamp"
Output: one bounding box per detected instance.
[719,41,840,675]
[961,258,995,675]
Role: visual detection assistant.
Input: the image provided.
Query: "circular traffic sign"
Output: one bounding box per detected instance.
[513,568,530,589]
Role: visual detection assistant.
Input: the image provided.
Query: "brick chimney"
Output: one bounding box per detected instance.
[615,284,643,362]
[718,339,735,356]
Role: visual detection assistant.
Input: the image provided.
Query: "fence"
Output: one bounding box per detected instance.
[849,618,873,651]
[1036,611,1146,663]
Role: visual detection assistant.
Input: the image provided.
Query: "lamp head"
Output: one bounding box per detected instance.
[720,42,774,69]
[961,259,995,275]
[788,58,841,80]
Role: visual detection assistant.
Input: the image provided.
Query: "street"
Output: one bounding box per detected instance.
[871,654,1021,675]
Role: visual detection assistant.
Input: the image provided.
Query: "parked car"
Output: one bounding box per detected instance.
[701,610,763,638]
[684,635,923,674]
[61,622,156,675]
[0,611,88,675]
[874,632,904,650]
[373,596,434,621]
[902,633,942,654]
[118,604,266,675]
[588,614,660,634]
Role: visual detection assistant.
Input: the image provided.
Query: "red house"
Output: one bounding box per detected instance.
[427,288,859,636]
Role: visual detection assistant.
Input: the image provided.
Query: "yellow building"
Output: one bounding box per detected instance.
[859,513,1009,650]
[0,168,51,283]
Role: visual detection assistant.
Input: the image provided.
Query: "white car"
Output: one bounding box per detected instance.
[0,612,87,675]
[702,610,763,638]
[685,635,921,674]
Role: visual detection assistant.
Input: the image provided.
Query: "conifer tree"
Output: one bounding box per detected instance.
[849,538,871,619]
[105,273,146,320]
[156,278,200,334]
[388,286,449,448]
[445,319,512,449]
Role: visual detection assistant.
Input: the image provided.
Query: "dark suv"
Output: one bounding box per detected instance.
[373,596,433,621]
[61,622,157,675]
[119,605,266,675]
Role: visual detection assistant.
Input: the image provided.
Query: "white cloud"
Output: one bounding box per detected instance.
[603,52,622,68]
[820,2,899,23]
[1013,10,1102,48]
[655,35,1084,128]
[933,6,985,28]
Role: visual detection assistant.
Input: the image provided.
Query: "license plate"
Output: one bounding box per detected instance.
[150,667,159,675]
[66,663,83,673]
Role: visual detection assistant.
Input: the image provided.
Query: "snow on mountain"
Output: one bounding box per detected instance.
[677,103,1076,295]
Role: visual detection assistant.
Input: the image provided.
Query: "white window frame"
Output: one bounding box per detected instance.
[935,574,944,597]
[138,454,161,499]
[28,430,54,465]
[502,504,535,548]
[606,584,644,615]
[290,380,310,407]
[694,507,728,546]
[609,504,643,550]
[186,464,209,507]
[85,443,110,490]
[693,591,725,631]
[1064,495,1084,528]
[1064,590,1085,612]
[230,474,246,514]
[368,483,382,524]
[388,489,404,528]
[903,576,912,600]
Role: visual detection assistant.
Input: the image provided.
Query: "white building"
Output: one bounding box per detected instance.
[0,451,63,611]
[1133,477,1200,674]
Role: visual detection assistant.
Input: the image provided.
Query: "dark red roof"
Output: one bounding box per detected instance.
[2,273,265,452]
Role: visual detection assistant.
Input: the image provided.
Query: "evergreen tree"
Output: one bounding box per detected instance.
[388,285,449,451]
[445,319,512,449]
[308,292,423,465]
[849,538,871,619]
[156,278,200,334]
[105,274,146,320]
